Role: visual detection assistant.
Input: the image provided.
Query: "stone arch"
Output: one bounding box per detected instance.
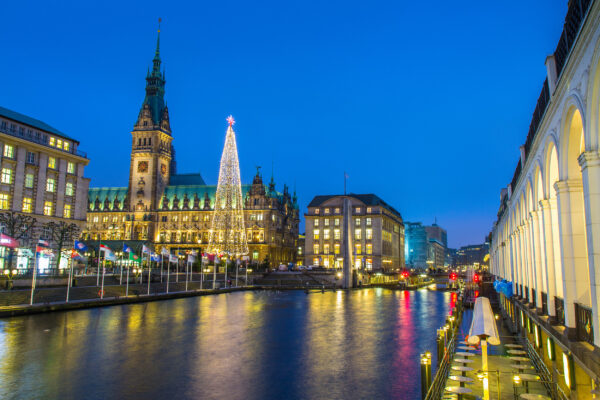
[533,163,544,206]
[543,136,560,200]
[559,98,586,180]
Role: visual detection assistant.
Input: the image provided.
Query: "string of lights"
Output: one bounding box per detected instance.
[207,116,249,257]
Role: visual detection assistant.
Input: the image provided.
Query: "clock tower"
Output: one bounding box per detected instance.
[128,27,172,214]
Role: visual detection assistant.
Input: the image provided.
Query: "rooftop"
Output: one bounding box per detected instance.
[307,193,403,220]
[0,106,76,142]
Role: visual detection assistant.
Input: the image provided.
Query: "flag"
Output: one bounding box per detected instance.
[104,249,117,262]
[20,248,34,258]
[142,244,150,254]
[150,252,160,262]
[38,239,50,248]
[71,249,81,259]
[128,252,141,263]
[190,250,198,256]
[74,240,88,251]
[161,247,170,256]
[187,254,196,263]
[169,254,178,263]
[0,234,19,248]
[99,243,112,252]
[123,243,133,253]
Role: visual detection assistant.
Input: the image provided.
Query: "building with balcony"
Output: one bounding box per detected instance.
[490,0,600,395]
[0,106,90,270]
[304,193,404,272]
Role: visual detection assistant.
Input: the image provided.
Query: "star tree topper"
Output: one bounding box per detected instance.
[227,115,235,127]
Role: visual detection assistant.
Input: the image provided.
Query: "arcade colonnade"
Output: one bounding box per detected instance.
[491,0,600,350]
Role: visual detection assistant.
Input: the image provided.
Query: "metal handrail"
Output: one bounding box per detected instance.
[523,337,567,400]
[424,332,457,400]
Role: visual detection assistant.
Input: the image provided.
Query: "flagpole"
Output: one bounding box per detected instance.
[146,250,151,296]
[30,250,38,305]
[100,255,106,299]
[66,240,74,303]
[185,258,189,292]
[213,256,217,290]
[235,258,239,288]
[126,260,130,297]
[245,259,248,287]
[119,241,124,285]
[176,247,179,283]
[160,252,164,283]
[166,253,170,294]
[96,240,101,286]
[224,255,228,288]
[201,256,204,290]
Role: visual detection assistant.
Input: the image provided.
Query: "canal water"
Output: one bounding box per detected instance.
[0,288,456,400]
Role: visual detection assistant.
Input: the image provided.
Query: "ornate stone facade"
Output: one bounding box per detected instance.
[82,32,299,267]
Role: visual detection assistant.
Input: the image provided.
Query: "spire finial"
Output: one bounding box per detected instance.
[155,18,162,58]
[227,115,235,127]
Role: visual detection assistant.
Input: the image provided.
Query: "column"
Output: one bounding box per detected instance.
[525,217,537,304]
[531,210,545,310]
[555,179,590,329]
[539,199,557,317]
[579,150,600,345]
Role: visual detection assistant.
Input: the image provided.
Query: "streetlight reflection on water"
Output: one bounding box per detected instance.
[0,289,455,400]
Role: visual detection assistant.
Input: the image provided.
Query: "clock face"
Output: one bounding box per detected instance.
[161,164,167,176]
[137,161,148,173]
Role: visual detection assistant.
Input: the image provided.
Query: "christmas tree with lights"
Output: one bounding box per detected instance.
[208,116,249,257]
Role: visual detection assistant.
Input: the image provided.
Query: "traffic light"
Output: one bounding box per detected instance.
[449,272,457,281]
[473,273,480,283]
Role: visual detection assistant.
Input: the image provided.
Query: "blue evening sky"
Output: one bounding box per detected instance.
[1,0,566,248]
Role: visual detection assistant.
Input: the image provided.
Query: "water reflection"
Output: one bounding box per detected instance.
[0,289,451,400]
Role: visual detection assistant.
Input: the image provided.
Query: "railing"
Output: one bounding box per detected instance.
[555,296,565,325]
[525,286,529,302]
[0,125,88,159]
[575,302,594,344]
[532,288,537,308]
[541,292,548,315]
[524,337,567,399]
[424,333,457,400]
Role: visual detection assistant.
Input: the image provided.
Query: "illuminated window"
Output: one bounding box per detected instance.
[334,229,340,240]
[49,137,55,146]
[172,216,178,222]
[3,145,14,158]
[334,208,340,214]
[65,182,74,196]
[323,229,330,240]
[324,218,329,226]
[63,204,71,218]
[367,207,372,213]
[355,243,361,254]
[22,197,32,213]
[355,218,360,225]
[44,201,53,216]
[313,257,320,266]
[366,218,372,226]
[63,141,70,151]
[298,247,302,255]
[93,216,99,223]
[67,162,75,174]
[183,215,189,222]
[56,139,62,149]
[366,258,373,270]
[355,228,361,240]
[48,157,56,169]
[46,178,56,192]
[366,229,373,240]
[334,218,339,226]
[323,258,329,267]
[334,244,340,254]
[1,168,12,184]
[313,219,319,227]
[324,244,330,254]
[0,193,9,209]
[355,207,361,213]
[25,173,34,188]
[366,244,373,254]
[313,244,320,254]
[313,229,320,240]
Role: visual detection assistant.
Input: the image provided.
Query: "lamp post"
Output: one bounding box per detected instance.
[3,269,17,290]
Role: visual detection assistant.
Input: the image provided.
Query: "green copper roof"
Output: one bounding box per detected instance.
[0,106,76,142]
[169,173,206,186]
[88,187,128,211]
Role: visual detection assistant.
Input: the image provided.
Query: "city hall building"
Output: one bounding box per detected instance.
[304,194,405,272]
[82,33,299,266]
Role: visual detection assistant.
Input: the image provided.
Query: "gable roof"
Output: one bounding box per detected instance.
[308,193,403,220]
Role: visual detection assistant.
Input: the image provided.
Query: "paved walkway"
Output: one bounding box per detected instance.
[443,309,552,399]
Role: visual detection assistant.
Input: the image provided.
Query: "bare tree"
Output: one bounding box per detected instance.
[0,211,37,269]
[44,221,80,273]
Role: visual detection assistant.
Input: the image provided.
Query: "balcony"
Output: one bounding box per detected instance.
[554,296,565,325]
[575,303,594,345]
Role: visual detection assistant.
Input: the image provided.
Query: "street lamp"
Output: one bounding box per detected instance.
[3,269,17,290]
